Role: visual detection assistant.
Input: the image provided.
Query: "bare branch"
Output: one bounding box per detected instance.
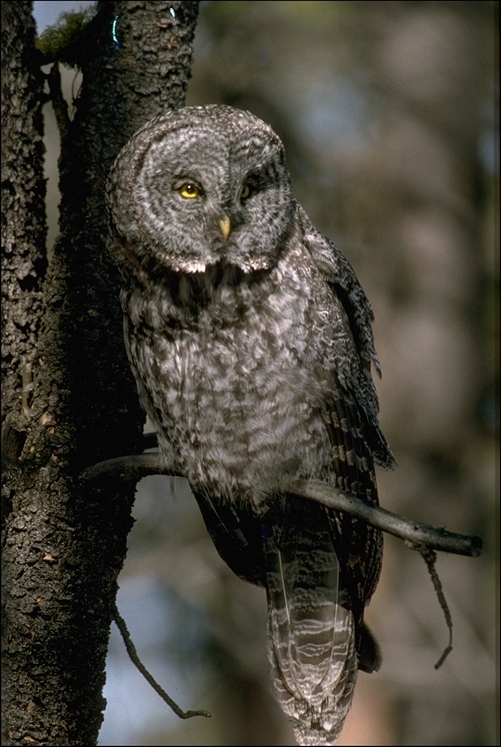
[81,455,482,558]
[287,478,483,558]
[80,452,173,482]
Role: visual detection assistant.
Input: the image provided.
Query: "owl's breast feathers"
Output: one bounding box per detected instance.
[122,212,393,568]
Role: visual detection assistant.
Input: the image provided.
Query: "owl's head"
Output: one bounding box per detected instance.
[107,105,295,275]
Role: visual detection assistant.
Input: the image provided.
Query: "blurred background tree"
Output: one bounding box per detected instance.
[35,1,497,744]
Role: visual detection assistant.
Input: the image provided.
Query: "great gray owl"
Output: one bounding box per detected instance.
[106,104,396,745]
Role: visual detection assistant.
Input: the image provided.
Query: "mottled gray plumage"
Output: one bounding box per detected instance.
[106,104,395,745]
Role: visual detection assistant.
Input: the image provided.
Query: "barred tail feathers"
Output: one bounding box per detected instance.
[263,503,358,745]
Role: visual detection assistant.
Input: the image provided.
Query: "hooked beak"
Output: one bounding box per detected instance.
[219,214,231,240]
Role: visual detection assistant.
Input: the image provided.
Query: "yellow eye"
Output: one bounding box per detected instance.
[179,183,199,198]
[241,184,251,200]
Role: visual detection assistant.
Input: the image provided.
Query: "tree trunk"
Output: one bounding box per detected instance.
[1,2,199,744]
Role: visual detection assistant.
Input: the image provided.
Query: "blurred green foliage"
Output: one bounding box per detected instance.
[35,8,95,68]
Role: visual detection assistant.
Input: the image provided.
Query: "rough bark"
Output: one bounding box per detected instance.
[1,1,47,431]
[1,2,199,744]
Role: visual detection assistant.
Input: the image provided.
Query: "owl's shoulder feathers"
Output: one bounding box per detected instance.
[295,201,396,471]
[295,201,380,376]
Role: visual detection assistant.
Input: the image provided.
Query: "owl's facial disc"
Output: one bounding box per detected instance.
[130,114,294,275]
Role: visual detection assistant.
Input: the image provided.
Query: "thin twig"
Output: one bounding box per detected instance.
[112,602,211,720]
[407,542,453,669]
